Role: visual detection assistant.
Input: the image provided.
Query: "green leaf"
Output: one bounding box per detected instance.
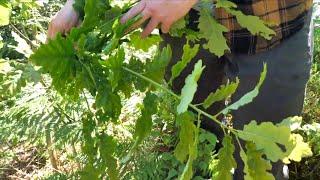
[211,135,236,180]
[241,142,274,180]
[216,0,275,40]
[145,45,172,83]
[240,149,250,180]
[133,92,158,147]
[95,85,122,122]
[198,8,229,57]
[99,134,120,180]
[169,18,187,37]
[175,112,199,180]
[174,112,196,163]
[70,0,112,41]
[238,121,294,162]
[73,0,85,18]
[0,2,10,26]
[203,78,239,109]
[177,60,205,114]
[221,63,267,114]
[29,35,82,98]
[81,0,109,28]
[104,47,125,91]
[170,42,199,83]
[129,31,161,52]
[215,0,237,9]
[283,133,312,164]
[231,11,275,40]
[180,142,197,180]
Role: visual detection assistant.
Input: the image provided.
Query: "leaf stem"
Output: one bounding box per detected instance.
[122,66,233,132]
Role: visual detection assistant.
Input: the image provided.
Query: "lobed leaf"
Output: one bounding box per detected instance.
[29,35,83,99]
[203,78,239,109]
[144,45,172,83]
[129,31,162,52]
[198,8,229,57]
[177,60,205,114]
[283,133,313,164]
[169,17,187,37]
[238,121,293,162]
[105,47,125,91]
[174,112,196,163]
[216,0,275,40]
[133,92,158,147]
[221,63,267,114]
[241,142,274,180]
[211,135,237,180]
[99,134,120,180]
[170,42,199,83]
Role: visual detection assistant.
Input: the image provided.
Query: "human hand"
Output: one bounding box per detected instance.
[47,0,80,39]
[121,0,198,38]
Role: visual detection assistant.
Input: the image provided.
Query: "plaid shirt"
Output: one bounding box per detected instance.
[214,0,313,54]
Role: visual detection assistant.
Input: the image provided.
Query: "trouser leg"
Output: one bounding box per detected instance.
[228,10,313,180]
[160,9,312,180]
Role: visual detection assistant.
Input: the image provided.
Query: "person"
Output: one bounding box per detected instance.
[48,0,314,179]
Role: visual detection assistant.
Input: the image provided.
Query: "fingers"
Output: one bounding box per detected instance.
[142,18,159,38]
[121,1,146,24]
[125,10,151,34]
[161,21,173,34]
[47,21,65,40]
[47,22,58,40]
[47,23,54,40]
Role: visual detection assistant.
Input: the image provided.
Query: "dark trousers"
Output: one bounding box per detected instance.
[161,10,313,180]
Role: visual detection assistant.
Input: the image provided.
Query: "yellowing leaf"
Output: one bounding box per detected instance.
[198,8,229,57]
[203,78,239,109]
[238,121,294,162]
[283,133,313,164]
[241,142,274,180]
[0,3,10,26]
[211,135,236,180]
[177,60,205,114]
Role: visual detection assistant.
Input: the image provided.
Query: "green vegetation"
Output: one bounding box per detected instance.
[0,0,319,179]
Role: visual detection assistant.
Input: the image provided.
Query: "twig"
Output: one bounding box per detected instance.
[9,24,39,48]
[122,66,231,131]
